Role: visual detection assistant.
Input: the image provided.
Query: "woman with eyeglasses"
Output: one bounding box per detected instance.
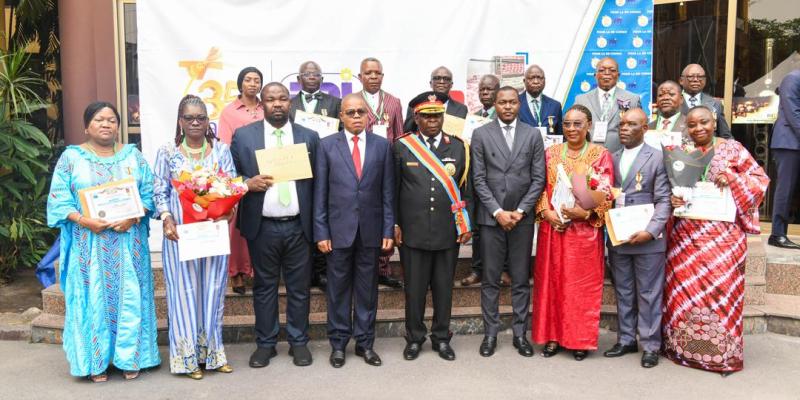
[153,95,237,379]
[218,66,264,295]
[531,104,614,361]
[47,102,160,382]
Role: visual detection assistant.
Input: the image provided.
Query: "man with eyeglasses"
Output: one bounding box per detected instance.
[314,93,395,368]
[575,57,642,153]
[230,82,319,369]
[678,63,732,139]
[518,65,563,135]
[403,66,469,132]
[358,57,405,289]
[394,91,472,361]
[289,60,342,291]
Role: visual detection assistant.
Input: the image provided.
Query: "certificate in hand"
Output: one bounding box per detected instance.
[294,109,340,138]
[674,181,736,222]
[550,164,575,223]
[459,114,491,143]
[644,130,682,151]
[606,203,655,246]
[177,221,230,262]
[78,177,145,223]
[255,143,313,183]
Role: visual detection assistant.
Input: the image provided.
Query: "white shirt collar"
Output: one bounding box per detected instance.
[683,91,702,102]
[526,92,542,103]
[344,129,364,140]
[622,141,644,154]
[301,90,319,96]
[264,120,291,135]
[500,119,517,129]
[598,86,616,98]
[420,132,442,147]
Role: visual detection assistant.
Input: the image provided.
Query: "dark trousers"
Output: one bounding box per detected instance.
[248,218,311,348]
[608,251,665,352]
[400,245,458,344]
[312,247,327,278]
[326,229,380,350]
[470,226,483,274]
[771,149,800,237]
[480,223,534,337]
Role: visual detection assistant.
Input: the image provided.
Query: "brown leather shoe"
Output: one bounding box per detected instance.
[500,272,511,287]
[460,272,481,286]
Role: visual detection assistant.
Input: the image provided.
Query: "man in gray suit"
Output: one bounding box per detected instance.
[603,109,671,368]
[679,64,732,139]
[575,57,642,154]
[471,86,546,358]
[649,80,687,134]
[403,66,469,132]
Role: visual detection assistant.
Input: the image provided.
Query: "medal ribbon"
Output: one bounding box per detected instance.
[399,134,471,235]
[361,90,385,122]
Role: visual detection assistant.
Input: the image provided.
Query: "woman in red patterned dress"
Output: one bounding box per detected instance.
[664,106,769,375]
[532,104,614,361]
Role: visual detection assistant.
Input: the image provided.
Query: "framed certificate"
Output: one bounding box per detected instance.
[294,109,340,138]
[177,221,231,262]
[78,177,145,223]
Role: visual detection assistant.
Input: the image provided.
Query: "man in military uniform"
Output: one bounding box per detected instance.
[393,91,473,361]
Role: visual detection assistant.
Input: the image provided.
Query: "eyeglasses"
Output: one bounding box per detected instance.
[343,108,367,117]
[681,74,706,81]
[431,76,453,82]
[300,72,322,78]
[563,121,586,129]
[181,115,209,123]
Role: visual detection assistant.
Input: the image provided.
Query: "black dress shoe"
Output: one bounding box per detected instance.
[573,350,589,361]
[603,342,639,358]
[641,351,659,368]
[378,276,403,288]
[433,342,456,361]
[289,345,313,366]
[249,347,277,368]
[541,341,560,358]
[232,286,246,295]
[479,336,497,357]
[512,336,534,357]
[355,347,382,366]
[403,342,422,360]
[312,274,328,290]
[329,350,345,368]
[768,235,800,250]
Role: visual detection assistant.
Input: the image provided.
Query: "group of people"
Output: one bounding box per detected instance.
[47,55,769,383]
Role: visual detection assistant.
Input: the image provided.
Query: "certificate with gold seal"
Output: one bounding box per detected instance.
[78,177,145,223]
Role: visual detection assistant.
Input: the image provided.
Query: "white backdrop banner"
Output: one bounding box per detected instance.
[137,0,652,249]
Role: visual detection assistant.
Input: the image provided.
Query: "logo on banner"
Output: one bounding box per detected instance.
[178,47,239,121]
[283,68,356,99]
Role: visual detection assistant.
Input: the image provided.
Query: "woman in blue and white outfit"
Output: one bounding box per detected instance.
[153,94,236,379]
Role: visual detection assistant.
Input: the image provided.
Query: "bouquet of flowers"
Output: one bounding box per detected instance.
[663,142,715,214]
[171,165,248,224]
[570,163,619,210]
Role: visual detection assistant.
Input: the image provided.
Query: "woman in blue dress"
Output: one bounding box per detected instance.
[47,102,160,382]
[153,95,236,379]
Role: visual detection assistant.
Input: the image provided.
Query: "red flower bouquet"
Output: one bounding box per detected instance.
[570,163,618,210]
[170,165,248,224]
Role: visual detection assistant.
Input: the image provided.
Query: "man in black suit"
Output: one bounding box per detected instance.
[679,64,732,139]
[403,66,469,132]
[471,86,546,357]
[394,92,473,361]
[289,60,341,290]
[231,82,319,369]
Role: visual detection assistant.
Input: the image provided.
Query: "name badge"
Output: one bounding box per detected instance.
[593,121,608,143]
[535,127,547,142]
[406,161,419,167]
[372,124,388,139]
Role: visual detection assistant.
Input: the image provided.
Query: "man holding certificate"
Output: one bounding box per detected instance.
[231,82,319,369]
[603,109,671,369]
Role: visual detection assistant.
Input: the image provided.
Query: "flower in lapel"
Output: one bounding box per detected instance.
[616,98,631,111]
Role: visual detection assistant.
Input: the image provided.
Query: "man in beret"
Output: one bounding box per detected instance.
[393,91,473,361]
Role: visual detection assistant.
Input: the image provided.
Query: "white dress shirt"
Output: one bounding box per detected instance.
[261,121,300,217]
[683,92,702,108]
[420,132,442,149]
[345,129,366,170]
[619,142,644,182]
[363,90,380,111]
[301,90,319,112]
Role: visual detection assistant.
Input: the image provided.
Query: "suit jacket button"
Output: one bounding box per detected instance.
[430,197,435,201]
[430,207,435,211]
[431,177,435,182]
[431,187,435,192]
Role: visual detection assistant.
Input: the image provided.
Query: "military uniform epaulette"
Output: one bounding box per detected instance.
[441,132,463,145]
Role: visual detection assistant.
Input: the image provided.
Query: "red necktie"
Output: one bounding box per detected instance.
[352,135,362,179]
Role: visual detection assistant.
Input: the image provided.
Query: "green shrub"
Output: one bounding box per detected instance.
[0,48,55,281]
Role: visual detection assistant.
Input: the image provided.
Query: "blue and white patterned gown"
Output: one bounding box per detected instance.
[47,144,160,377]
[152,140,236,373]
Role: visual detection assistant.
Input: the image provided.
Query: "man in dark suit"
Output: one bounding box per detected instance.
[604,109,671,368]
[679,64,732,139]
[769,69,800,249]
[575,57,642,154]
[289,61,342,124]
[471,86,546,357]
[288,61,341,291]
[394,92,473,361]
[518,65,562,135]
[649,80,688,134]
[474,74,500,119]
[314,93,395,368]
[231,82,319,369]
[403,66,469,132]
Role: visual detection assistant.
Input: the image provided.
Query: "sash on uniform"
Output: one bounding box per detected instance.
[398,134,471,235]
